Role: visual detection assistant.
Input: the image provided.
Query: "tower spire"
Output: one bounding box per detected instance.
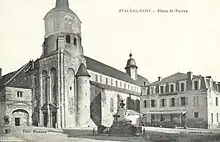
[56,0,69,9]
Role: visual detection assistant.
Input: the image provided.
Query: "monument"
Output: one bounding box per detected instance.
[109,100,137,136]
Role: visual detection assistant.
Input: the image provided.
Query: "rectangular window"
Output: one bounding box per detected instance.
[160,86,164,94]
[170,84,174,92]
[171,98,175,107]
[124,83,126,89]
[120,82,122,87]
[181,97,186,106]
[180,82,185,91]
[144,100,147,108]
[193,96,199,106]
[17,91,23,98]
[151,100,156,107]
[100,75,102,83]
[160,114,165,121]
[194,112,199,118]
[95,74,98,82]
[194,80,199,90]
[217,113,219,122]
[211,113,213,123]
[216,97,218,106]
[111,79,113,86]
[106,78,108,84]
[161,99,165,107]
[116,81,118,87]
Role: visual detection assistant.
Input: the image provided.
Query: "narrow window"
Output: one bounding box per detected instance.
[170,84,174,92]
[171,98,175,107]
[180,82,185,91]
[216,97,218,106]
[73,37,77,46]
[217,113,219,122]
[110,98,114,112]
[95,74,98,82]
[120,82,122,87]
[124,83,126,89]
[181,97,186,106]
[144,100,147,108]
[211,113,213,123]
[194,112,199,118]
[66,35,71,43]
[111,79,113,86]
[106,78,108,84]
[160,86,164,94]
[116,81,118,87]
[161,99,165,107]
[100,75,102,83]
[17,92,20,97]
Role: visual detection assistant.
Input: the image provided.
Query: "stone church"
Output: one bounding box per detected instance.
[0,0,149,129]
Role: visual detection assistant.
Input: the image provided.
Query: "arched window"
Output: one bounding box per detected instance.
[110,98,114,112]
[51,68,57,105]
[66,35,71,44]
[42,70,48,104]
[74,37,77,46]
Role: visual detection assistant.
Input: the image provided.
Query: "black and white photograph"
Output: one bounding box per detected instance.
[0,0,220,141]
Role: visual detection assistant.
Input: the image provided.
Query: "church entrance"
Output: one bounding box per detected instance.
[52,112,57,128]
[41,103,58,128]
[43,112,48,127]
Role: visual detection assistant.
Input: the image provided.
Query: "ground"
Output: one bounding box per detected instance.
[1,127,220,142]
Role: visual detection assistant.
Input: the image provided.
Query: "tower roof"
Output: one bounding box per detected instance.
[56,0,69,9]
[75,63,91,78]
[125,53,137,69]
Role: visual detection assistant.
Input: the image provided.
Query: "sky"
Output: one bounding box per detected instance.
[0,0,220,83]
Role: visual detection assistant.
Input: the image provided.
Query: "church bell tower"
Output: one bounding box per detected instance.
[33,0,92,129]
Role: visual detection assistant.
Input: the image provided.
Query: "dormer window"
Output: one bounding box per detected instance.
[180,82,185,91]
[170,84,175,93]
[116,81,118,87]
[160,85,164,94]
[194,80,199,90]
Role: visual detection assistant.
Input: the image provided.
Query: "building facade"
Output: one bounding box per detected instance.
[140,71,220,129]
[0,0,149,129]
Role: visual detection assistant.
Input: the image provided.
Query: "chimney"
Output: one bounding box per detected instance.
[187,71,193,80]
[187,71,193,90]
[158,76,162,81]
[0,68,2,78]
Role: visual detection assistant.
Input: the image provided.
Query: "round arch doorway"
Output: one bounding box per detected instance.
[12,109,29,126]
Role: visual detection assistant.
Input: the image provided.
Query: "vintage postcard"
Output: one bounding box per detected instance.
[0,0,220,141]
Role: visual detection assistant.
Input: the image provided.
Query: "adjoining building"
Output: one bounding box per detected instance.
[0,0,149,129]
[140,71,220,129]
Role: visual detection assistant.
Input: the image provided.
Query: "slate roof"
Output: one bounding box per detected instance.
[75,63,91,77]
[90,81,140,96]
[0,63,31,92]
[84,56,150,87]
[0,55,149,92]
[150,72,202,86]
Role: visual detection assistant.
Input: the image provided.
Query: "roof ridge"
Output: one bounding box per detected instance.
[4,63,28,86]
[84,55,129,76]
